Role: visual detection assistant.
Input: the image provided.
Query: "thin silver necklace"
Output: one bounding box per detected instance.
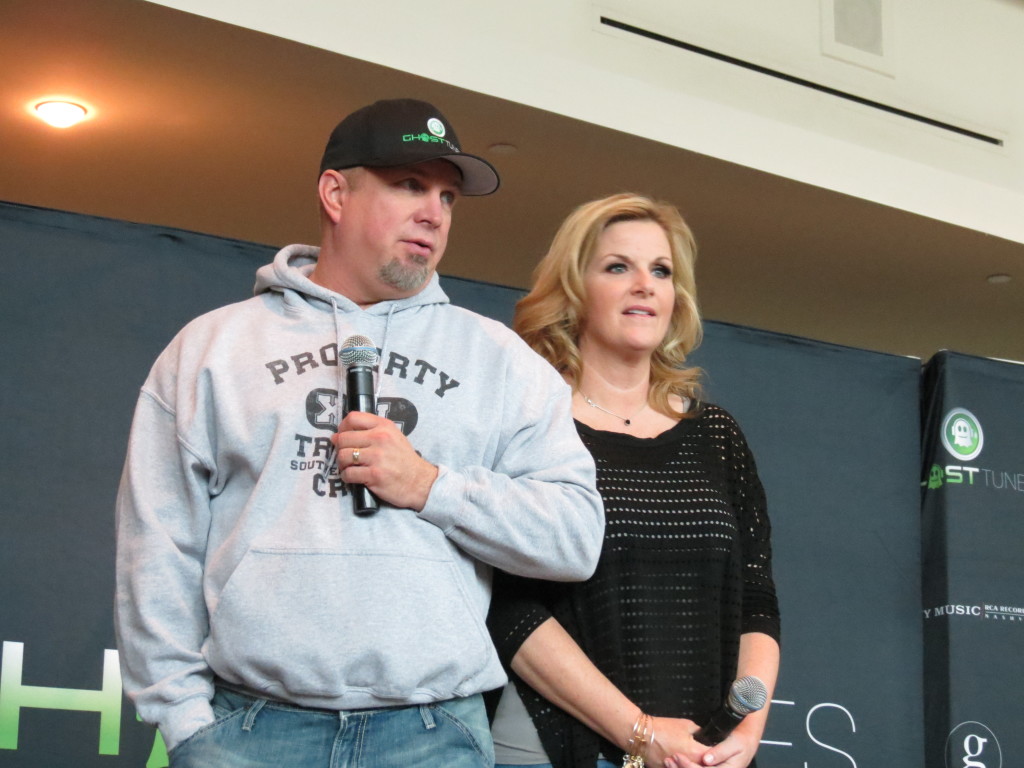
[581,392,645,426]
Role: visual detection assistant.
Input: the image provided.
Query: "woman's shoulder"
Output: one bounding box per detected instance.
[689,401,752,442]
[689,399,729,422]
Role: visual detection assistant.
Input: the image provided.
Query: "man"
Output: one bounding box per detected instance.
[115,98,604,767]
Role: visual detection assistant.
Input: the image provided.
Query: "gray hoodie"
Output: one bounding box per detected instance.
[115,244,604,751]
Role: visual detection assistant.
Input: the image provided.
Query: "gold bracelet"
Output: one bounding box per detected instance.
[623,711,652,768]
[641,714,653,764]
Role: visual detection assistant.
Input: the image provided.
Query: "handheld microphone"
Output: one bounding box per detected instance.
[340,335,379,515]
[694,676,768,746]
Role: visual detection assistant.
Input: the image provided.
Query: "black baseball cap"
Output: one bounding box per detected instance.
[319,98,500,196]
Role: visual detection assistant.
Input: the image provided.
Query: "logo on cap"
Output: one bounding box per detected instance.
[427,118,446,138]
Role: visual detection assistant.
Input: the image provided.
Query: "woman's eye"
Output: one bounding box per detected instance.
[606,263,627,273]
[653,265,672,278]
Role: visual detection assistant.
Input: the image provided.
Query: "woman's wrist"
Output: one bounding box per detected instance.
[623,709,655,767]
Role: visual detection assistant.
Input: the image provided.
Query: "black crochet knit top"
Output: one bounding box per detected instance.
[487,403,781,768]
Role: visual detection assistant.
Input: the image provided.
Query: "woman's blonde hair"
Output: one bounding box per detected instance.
[514,193,702,417]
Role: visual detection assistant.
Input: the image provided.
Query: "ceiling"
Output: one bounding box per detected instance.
[4,0,1023,363]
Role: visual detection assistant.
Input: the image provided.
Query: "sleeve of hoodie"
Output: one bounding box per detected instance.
[417,346,604,582]
[114,342,217,752]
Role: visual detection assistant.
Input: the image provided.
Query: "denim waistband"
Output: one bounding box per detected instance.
[214,681,479,717]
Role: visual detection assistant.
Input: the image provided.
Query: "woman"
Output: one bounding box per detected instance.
[488,193,780,768]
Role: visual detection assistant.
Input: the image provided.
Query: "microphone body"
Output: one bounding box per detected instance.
[694,676,768,746]
[346,364,376,415]
[340,336,380,515]
[694,705,746,746]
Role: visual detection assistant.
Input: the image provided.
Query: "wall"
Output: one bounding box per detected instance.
[141,0,1024,244]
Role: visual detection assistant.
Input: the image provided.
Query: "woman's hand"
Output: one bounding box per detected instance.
[644,716,702,767]
[663,725,760,768]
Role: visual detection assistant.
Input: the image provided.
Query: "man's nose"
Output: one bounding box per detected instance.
[417,193,445,227]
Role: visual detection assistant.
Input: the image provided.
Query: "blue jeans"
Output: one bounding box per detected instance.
[169,687,493,768]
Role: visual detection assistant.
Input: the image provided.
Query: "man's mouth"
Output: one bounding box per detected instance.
[402,239,433,258]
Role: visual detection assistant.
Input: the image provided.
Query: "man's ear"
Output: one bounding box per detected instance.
[318,170,347,224]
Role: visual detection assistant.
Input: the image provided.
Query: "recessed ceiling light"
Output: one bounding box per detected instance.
[488,143,518,155]
[986,273,1012,285]
[34,100,88,128]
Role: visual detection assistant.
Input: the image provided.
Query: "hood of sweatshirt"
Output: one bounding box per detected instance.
[253,243,450,316]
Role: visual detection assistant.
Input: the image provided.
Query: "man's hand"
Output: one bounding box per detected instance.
[331,410,438,511]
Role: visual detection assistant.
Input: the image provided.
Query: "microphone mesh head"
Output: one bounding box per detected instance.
[340,335,379,367]
[728,676,768,715]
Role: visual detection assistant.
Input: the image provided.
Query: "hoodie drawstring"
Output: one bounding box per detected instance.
[378,304,396,400]
[321,298,345,481]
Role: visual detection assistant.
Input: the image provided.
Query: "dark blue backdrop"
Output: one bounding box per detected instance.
[1,200,932,767]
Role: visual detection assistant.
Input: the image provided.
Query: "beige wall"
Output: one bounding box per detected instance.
[142,0,1024,245]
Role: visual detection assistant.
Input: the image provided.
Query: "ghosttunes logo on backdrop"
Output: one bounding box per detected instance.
[923,407,1024,628]
[924,408,1024,495]
[0,641,167,766]
[941,408,983,461]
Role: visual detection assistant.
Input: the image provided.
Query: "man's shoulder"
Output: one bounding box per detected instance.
[422,303,562,377]
[177,294,272,336]
[418,301,505,342]
[435,302,513,332]
[153,294,277,371]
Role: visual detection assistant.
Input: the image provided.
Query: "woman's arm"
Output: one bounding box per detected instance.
[716,632,781,765]
[665,631,780,768]
[665,411,780,767]
[512,616,706,767]
[731,631,781,745]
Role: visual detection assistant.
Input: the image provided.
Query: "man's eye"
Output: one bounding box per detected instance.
[441,191,457,206]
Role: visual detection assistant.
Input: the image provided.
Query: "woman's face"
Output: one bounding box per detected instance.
[579,219,675,360]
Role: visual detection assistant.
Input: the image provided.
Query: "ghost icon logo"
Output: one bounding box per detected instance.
[940,408,984,461]
[427,117,446,138]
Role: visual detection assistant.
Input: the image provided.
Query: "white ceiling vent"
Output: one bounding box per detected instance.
[821,0,892,75]
[834,0,884,55]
